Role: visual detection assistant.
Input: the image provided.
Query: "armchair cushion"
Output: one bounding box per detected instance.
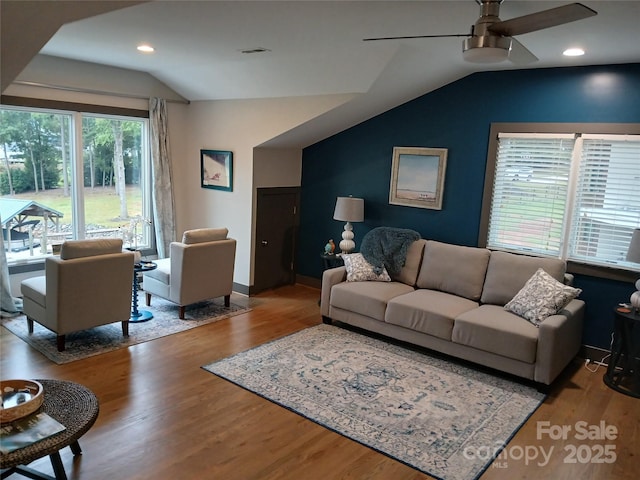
[182,228,228,244]
[143,258,170,284]
[60,238,124,260]
[20,276,47,308]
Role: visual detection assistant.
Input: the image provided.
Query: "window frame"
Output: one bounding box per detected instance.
[2,98,154,271]
[479,122,640,283]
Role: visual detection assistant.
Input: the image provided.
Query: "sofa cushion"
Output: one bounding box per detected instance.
[386,290,479,341]
[60,238,123,260]
[182,228,228,244]
[330,281,414,321]
[416,241,490,301]
[342,253,391,282]
[391,239,426,286]
[504,268,582,326]
[480,251,566,306]
[452,305,539,363]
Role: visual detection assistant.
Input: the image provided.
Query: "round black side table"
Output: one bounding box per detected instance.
[603,306,640,398]
[130,261,157,322]
[320,253,344,271]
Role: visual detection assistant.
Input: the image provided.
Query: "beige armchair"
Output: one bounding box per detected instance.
[143,228,236,319]
[20,239,134,351]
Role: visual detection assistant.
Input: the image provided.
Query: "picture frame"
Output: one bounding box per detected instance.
[201,149,233,191]
[389,146,448,210]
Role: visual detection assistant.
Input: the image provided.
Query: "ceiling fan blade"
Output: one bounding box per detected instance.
[363,33,468,41]
[489,2,597,37]
[508,38,539,65]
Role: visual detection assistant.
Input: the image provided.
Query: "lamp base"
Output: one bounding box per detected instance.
[339,222,355,254]
[631,290,640,314]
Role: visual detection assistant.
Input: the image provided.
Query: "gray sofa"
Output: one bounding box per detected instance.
[320,239,585,386]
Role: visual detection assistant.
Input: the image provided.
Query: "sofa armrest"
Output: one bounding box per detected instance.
[534,298,585,384]
[320,266,347,317]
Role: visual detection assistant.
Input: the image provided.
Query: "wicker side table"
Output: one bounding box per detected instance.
[1,379,99,480]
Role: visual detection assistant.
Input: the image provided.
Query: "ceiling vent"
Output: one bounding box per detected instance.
[239,47,271,54]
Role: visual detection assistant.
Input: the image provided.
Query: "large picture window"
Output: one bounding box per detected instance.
[481,123,640,273]
[1,105,152,265]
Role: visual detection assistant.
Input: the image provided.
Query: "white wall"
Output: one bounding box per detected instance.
[180,95,351,287]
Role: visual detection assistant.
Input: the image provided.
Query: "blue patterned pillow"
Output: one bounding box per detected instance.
[504,268,581,326]
[342,253,391,282]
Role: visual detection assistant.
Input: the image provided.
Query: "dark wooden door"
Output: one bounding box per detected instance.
[254,187,300,293]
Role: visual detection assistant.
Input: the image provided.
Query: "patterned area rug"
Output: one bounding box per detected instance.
[203,324,545,480]
[2,293,250,364]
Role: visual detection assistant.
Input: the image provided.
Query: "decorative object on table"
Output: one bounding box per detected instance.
[389,146,447,210]
[19,239,134,352]
[0,412,66,454]
[201,149,233,191]
[333,196,364,254]
[203,324,545,480]
[0,380,43,424]
[121,215,152,252]
[0,379,98,480]
[626,228,640,312]
[323,239,335,255]
[2,293,251,364]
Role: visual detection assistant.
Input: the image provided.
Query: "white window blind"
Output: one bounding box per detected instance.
[488,133,575,256]
[569,134,640,267]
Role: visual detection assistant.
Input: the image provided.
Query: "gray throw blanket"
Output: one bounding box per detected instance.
[360,227,421,276]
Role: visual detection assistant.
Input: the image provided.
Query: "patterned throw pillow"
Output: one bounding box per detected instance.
[504,268,582,326]
[342,253,391,282]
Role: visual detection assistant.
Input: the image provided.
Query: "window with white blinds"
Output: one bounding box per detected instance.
[569,134,640,267]
[487,132,640,269]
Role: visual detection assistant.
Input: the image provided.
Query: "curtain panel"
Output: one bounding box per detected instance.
[149,97,176,258]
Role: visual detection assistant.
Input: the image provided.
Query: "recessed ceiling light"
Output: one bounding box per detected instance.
[563,48,585,57]
[137,44,155,53]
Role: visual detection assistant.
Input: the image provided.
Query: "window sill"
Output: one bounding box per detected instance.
[567,261,638,283]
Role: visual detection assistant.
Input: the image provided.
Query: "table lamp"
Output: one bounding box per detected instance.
[333,196,364,254]
[626,228,640,312]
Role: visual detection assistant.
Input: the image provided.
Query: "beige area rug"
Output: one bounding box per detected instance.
[204,324,546,480]
[2,292,250,364]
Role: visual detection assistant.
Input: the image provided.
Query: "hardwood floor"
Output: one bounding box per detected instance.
[1,284,637,479]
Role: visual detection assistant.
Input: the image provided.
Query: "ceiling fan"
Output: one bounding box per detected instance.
[363,1,597,65]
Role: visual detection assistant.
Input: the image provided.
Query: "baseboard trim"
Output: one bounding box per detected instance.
[233,282,250,296]
[580,344,611,364]
[296,274,321,289]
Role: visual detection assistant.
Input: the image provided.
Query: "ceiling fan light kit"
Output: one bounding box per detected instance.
[462,35,511,63]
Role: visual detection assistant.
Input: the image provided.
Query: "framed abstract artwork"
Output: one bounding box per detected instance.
[389,146,447,210]
[201,149,233,191]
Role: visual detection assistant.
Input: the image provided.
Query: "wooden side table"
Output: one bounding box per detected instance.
[603,306,640,398]
[0,379,99,480]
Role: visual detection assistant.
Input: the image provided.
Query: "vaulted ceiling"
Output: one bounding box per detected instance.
[2,1,639,147]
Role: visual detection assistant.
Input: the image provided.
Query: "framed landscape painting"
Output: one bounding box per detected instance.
[201,149,233,191]
[389,147,447,210]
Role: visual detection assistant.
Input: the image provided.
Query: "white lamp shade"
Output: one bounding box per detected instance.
[626,228,640,264]
[333,197,364,223]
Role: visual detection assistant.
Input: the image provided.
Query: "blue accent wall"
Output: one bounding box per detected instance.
[299,63,640,350]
